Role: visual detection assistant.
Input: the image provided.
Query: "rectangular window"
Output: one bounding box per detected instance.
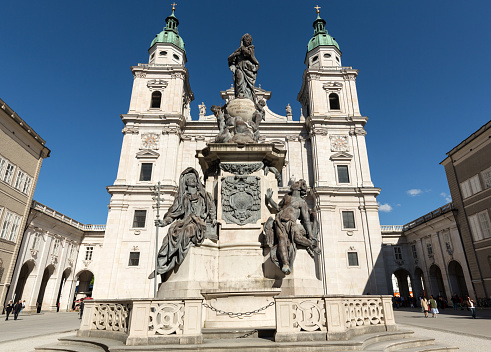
[478,211,491,239]
[0,157,6,178]
[469,175,482,194]
[22,176,32,194]
[0,211,13,240]
[411,244,418,259]
[348,252,359,266]
[469,214,484,241]
[3,163,15,184]
[394,246,403,260]
[426,241,433,256]
[337,165,350,183]
[32,233,41,250]
[342,211,355,229]
[139,163,153,181]
[482,167,491,189]
[133,210,147,228]
[85,246,94,261]
[52,239,60,256]
[443,232,452,251]
[14,170,25,190]
[128,252,140,266]
[8,214,21,242]
[460,180,472,199]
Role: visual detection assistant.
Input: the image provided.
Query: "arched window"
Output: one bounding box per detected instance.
[329,93,340,110]
[151,91,162,109]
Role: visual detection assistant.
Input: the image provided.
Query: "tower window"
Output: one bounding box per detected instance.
[337,165,350,183]
[336,56,340,62]
[151,91,162,109]
[348,252,359,266]
[342,211,355,229]
[329,93,340,110]
[312,55,318,62]
[139,163,153,181]
[160,51,167,56]
[128,252,140,266]
[173,54,180,60]
[133,210,147,228]
[324,53,331,58]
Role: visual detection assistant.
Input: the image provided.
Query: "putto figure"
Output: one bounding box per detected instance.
[264,180,320,275]
[149,168,216,279]
[228,33,259,101]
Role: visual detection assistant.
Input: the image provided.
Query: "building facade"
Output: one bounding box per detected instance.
[6,201,105,312]
[382,203,474,301]
[0,98,50,311]
[92,9,388,299]
[441,121,491,299]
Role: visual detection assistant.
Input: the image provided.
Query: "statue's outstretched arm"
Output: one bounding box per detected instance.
[265,188,280,212]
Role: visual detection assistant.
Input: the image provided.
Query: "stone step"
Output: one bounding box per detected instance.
[35,343,103,352]
[390,346,458,352]
[203,327,275,339]
[364,337,436,351]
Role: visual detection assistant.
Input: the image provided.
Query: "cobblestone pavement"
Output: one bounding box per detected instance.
[0,308,490,351]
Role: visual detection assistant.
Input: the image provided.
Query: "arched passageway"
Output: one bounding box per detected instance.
[56,268,71,312]
[429,264,446,299]
[392,269,413,299]
[14,260,35,301]
[76,270,94,301]
[448,261,468,298]
[414,267,427,298]
[37,265,55,312]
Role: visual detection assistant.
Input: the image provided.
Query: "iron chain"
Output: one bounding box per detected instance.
[202,301,275,318]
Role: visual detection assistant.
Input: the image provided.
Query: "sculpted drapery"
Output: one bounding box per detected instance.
[149,168,216,278]
[228,33,259,101]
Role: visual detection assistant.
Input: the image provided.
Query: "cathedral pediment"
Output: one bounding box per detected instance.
[330,151,353,161]
[135,149,160,159]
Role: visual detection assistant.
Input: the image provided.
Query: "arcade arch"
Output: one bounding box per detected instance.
[392,268,413,299]
[429,264,446,298]
[14,260,35,301]
[76,269,94,300]
[448,260,468,298]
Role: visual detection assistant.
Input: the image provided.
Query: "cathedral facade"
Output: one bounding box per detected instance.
[93,9,388,299]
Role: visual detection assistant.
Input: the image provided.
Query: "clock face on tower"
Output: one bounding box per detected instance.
[141,133,159,150]
[330,135,348,152]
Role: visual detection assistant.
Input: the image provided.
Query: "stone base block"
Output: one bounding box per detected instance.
[202,289,280,329]
[275,331,326,342]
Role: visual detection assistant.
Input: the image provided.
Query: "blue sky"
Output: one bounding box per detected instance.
[1,1,490,226]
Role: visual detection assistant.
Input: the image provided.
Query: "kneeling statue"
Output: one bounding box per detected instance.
[264,180,320,275]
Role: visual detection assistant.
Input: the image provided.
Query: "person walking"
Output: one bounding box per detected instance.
[5,300,13,320]
[13,300,22,320]
[420,297,429,318]
[429,295,439,318]
[20,300,26,315]
[467,296,477,319]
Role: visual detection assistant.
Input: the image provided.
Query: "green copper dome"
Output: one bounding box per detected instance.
[307,13,340,52]
[150,10,185,51]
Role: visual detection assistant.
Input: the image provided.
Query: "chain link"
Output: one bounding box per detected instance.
[202,301,274,318]
[236,329,258,339]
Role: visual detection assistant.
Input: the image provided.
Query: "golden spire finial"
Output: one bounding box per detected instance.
[171,2,177,11]
[314,5,321,14]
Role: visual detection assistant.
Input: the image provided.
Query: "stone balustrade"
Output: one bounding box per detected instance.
[275,295,396,342]
[78,298,203,345]
[78,295,395,345]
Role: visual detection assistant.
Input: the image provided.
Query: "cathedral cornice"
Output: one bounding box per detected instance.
[312,186,381,197]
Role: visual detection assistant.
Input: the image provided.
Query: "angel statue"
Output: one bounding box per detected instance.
[148,168,216,279]
[263,179,320,275]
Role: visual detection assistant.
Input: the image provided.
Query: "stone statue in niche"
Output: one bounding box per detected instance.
[222,175,261,225]
[148,168,216,278]
[264,180,320,275]
[228,33,259,101]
